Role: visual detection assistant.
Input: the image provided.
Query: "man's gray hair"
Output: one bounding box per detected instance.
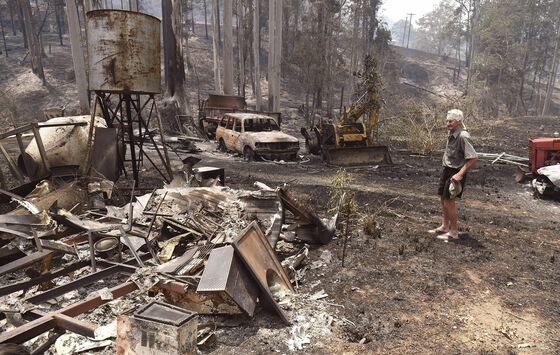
[446,109,464,122]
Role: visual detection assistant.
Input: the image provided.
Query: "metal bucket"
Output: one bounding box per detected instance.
[86,9,161,94]
[94,236,120,260]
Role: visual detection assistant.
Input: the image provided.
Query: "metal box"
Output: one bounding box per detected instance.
[197,245,258,316]
[116,302,198,355]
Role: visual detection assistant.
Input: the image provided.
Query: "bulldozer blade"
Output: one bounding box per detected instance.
[515,166,532,184]
[321,145,392,167]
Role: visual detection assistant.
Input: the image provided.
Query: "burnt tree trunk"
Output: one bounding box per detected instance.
[211,0,222,92]
[542,4,560,116]
[0,7,8,57]
[8,0,17,35]
[223,0,233,94]
[20,0,45,84]
[66,0,89,113]
[253,0,261,110]
[54,2,63,45]
[216,0,221,46]
[237,0,246,97]
[17,1,27,49]
[203,0,208,38]
[162,0,187,112]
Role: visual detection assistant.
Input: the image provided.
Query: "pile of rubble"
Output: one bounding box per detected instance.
[0,118,339,353]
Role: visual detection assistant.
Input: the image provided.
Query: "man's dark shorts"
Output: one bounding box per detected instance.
[438,167,467,199]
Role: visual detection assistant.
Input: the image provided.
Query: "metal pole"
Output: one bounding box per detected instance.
[406,13,414,49]
[401,18,407,47]
[30,120,50,174]
[124,94,139,186]
[87,230,96,272]
[339,86,344,115]
[153,96,174,181]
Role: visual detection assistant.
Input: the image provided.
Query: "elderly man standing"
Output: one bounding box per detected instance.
[429,109,478,241]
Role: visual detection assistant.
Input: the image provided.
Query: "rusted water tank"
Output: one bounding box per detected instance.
[86,10,161,94]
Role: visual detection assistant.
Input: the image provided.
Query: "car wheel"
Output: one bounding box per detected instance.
[243,147,255,162]
[218,139,227,152]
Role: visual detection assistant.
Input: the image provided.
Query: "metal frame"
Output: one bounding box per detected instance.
[0,256,191,344]
[0,260,89,297]
[91,91,172,186]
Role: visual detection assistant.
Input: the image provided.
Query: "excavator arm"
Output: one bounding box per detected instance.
[301,55,390,166]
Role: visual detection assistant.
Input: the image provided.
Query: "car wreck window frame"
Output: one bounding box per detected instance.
[225,116,234,130]
[242,117,280,132]
[234,118,242,132]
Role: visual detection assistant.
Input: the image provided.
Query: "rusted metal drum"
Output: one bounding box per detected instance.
[86,10,161,94]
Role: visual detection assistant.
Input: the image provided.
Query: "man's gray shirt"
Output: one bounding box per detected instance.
[442,127,478,169]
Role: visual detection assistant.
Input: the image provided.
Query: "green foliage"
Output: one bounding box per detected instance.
[383,101,446,155]
[373,25,393,58]
[328,169,358,219]
[473,0,560,115]
[415,0,461,56]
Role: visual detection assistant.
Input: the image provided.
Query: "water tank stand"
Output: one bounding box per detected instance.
[91,91,173,187]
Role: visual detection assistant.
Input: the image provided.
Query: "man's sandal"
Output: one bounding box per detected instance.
[428,227,449,234]
[436,232,459,241]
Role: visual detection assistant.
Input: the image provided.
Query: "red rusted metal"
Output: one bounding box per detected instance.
[529,138,560,173]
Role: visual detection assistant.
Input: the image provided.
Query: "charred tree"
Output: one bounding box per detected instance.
[237,0,246,97]
[17,1,27,49]
[542,4,560,116]
[216,0,221,46]
[7,0,16,35]
[253,0,261,109]
[162,0,187,112]
[20,0,45,84]
[66,0,89,112]
[54,0,63,45]
[0,7,8,57]
[267,0,281,112]
[203,0,208,38]
[223,0,233,94]
[211,0,222,92]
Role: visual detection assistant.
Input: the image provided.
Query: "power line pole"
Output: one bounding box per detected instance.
[406,13,414,48]
[401,18,407,47]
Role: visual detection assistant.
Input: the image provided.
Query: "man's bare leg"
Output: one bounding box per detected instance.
[434,196,450,232]
[445,198,459,238]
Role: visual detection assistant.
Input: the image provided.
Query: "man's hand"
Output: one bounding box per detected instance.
[452,173,463,182]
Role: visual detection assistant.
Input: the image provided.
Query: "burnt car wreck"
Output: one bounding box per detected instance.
[216,113,300,162]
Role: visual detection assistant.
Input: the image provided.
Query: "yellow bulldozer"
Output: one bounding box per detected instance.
[301,56,391,167]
